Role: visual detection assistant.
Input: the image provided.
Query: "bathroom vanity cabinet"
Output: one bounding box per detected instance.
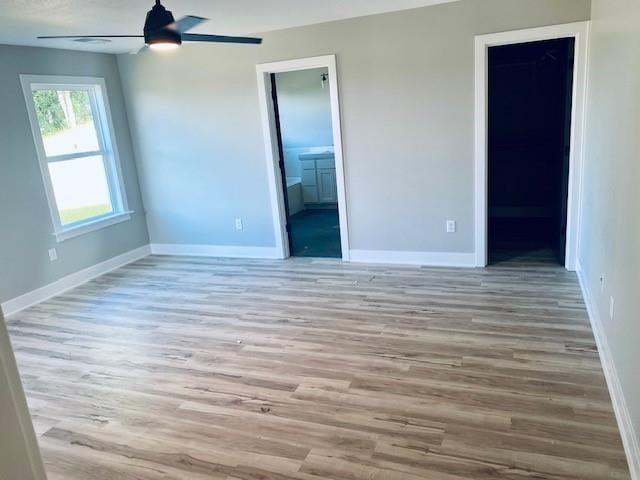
[299,152,337,204]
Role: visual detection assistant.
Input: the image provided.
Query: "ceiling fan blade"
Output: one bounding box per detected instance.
[38,35,143,39]
[165,15,208,34]
[182,33,262,44]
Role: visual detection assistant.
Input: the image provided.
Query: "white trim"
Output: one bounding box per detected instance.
[53,210,133,242]
[349,249,475,267]
[19,74,131,242]
[256,55,350,261]
[150,244,281,259]
[47,150,103,163]
[0,313,47,480]
[1,245,150,317]
[474,22,590,270]
[576,262,640,480]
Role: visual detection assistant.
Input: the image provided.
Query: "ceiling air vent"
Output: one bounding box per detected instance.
[72,38,111,44]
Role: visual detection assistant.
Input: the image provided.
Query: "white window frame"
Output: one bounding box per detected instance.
[20,75,132,242]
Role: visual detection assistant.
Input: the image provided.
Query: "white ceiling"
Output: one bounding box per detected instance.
[0,0,457,54]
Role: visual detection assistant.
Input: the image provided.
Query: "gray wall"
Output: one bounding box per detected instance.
[118,0,591,252]
[0,45,149,305]
[580,0,640,463]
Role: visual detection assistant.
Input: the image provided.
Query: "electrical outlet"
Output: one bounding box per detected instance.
[609,297,615,319]
[446,220,456,233]
[235,218,243,231]
[48,248,58,262]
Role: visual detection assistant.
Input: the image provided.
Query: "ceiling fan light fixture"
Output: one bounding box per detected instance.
[147,38,181,50]
[144,0,181,50]
[148,42,180,51]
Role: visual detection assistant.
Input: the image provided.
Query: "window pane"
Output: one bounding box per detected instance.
[48,156,113,225]
[32,89,100,157]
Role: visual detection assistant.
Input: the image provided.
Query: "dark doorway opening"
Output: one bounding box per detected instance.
[270,70,342,258]
[488,38,575,265]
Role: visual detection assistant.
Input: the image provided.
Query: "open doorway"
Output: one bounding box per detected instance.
[271,68,341,258]
[488,38,575,265]
[474,22,589,270]
[257,55,350,260]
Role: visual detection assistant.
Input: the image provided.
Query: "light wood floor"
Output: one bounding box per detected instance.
[7,255,631,479]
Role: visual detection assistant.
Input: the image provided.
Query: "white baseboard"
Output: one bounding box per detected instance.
[349,249,476,267]
[576,261,640,480]
[1,245,151,318]
[150,243,282,259]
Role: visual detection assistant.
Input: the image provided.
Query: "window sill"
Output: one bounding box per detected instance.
[53,211,133,242]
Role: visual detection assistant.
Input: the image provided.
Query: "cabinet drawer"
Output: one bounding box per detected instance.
[316,158,335,169]
[300,159,316,170]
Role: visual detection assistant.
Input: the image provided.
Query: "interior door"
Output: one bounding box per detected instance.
[270,73,294,255]
[556,39,575,264]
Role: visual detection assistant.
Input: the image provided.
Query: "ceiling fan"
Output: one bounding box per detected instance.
[37,0,262,52]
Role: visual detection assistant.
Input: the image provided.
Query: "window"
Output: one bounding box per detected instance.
[20,75,131,242]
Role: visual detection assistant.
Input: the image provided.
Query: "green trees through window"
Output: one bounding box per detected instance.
[32,90,93,136]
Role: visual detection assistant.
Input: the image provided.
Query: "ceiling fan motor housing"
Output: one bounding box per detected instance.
[144,0,181,46]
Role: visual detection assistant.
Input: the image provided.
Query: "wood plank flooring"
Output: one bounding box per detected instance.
[6,255,631,479]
